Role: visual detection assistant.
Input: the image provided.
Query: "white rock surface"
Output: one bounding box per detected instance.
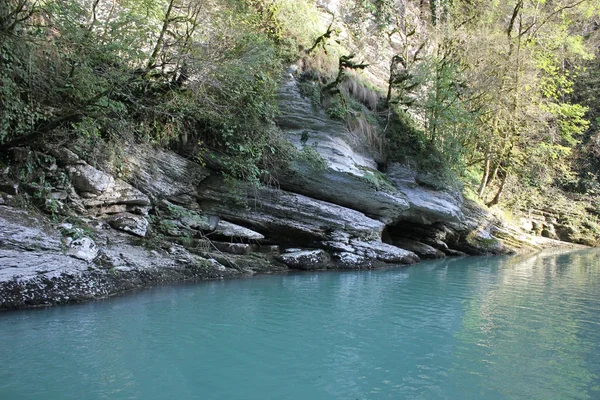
[107,213,149,237]
[66,237,99,262]
[277,249,329,270]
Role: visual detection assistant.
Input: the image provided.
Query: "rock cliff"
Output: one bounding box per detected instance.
[0,74,584,310]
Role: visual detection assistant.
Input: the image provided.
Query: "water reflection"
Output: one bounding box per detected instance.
[0,250,599,400]
[454,250,600,399]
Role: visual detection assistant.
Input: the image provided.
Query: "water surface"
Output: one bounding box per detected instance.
[1,249,600,399]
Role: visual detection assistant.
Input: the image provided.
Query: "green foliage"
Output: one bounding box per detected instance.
[343,0,396,33]
[2,0,600,206]
[0,38,47,143]
[325,95,349,120]
[544,103,589,146]
[358,167,396,193]
[298,142,327,171]
[298,81,321,108]
[413,53,478,171]
[382,106,447,172]
[0,0,318,184]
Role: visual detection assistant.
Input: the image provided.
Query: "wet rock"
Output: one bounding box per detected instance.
[0,203,276,310]
[107,213,149,237]
[349,240,419,264]
[332,252,372,269]
[392,238,445,259]
[444,248,467,257]
[277,249,330,270]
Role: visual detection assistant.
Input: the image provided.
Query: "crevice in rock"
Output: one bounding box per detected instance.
[384,220,459,259]
[381,227,393,245]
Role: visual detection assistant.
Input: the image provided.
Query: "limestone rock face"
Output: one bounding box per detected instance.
[277,249,330,270]
[67,164,151,215]
[386,164,464,225]
[275,76,515,256]
[157,200,220,236]
[212,221,265,241]
[275,73,466,228]
[66,237,99,262]
[46,146,82,166]
[276,72,411,223]
[0,206,89,283]
[196,176,385,244]
[277,71,379,175]
[391,238,445,259]
[107,213,149,237]
[0,204,255,310]
[196,176,419,265]
[121,144,210,204]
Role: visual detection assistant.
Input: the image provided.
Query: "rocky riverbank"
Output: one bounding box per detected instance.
[0,72,586,310]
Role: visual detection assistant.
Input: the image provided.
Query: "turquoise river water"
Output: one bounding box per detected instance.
[1,249,600,399]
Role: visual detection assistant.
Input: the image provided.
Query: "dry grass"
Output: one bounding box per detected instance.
[298,52,339,83]
[339,73,380,111]
[347,112,384,162]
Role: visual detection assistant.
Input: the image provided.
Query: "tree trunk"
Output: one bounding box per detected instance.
[486,169,508,207]
[147,0,175,70]
[478,154,491,198]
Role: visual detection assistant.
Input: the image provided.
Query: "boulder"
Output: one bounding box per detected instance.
[107,213,149,237]
[212,220,265,241]
[68,164,113,194]
[332,252,373,269]
[66,237,99,262]
[67,164,151,215]
[277,249,330,270]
